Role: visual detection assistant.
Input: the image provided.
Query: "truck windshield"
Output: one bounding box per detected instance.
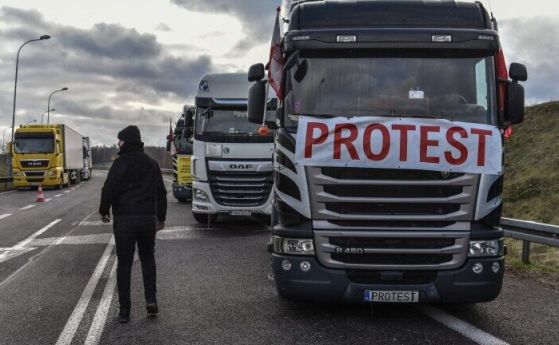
[14,134,55,154]
[284,50,496,129]
[195,108,274,143]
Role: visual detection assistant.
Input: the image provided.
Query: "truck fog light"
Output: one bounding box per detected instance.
[300,261,311,272]
[492,262,500,273]
[48,171,58,177]
[472,263,483,274]
[281,260,292,271]
[193,189,209,202]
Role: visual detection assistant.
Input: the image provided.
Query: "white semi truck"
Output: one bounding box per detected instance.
[191,73,275,224]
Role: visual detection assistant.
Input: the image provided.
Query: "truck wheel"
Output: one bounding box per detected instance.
[55,178,63,190]
[192,212,217,224]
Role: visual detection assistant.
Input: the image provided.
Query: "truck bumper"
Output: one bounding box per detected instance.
[272,255,504,303]
[192,181,272,216]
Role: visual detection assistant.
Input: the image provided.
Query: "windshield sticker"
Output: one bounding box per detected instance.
[409,89,425,99]
[295,116,502,175]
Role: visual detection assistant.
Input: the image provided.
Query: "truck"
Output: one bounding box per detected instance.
[11,124,85,189]
[167,106,195,202]
[81,136,92,181]
[191,73,276,224]
[247,0,528,303]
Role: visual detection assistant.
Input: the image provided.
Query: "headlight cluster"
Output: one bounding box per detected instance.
[193,188,209,202]
[14,171,25,177]
[468,239,504,257]
[273,236,314,256]
[48,170,58,177]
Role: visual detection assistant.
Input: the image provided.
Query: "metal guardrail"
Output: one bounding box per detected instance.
[501,217,559,264]
[0,176,13,191]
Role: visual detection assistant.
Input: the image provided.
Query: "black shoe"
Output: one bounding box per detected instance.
[118,308,130,323]
[146,301,159,315]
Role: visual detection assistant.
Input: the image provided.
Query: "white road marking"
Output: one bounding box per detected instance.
[54,194,63,198]
[20,205,35,210]
[0,219,61,263]
[64,191,71,194]
[79,220,112,227]
[44,198,52,202]
[0,213,12,220]
[84,260,117,345]
[71,188,76,190]
[55,241,115,345]
[417,305,510,345]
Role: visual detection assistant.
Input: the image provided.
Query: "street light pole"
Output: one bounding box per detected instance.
[47,87,68,125]
[10,35,51,145]
[41,108,55,124]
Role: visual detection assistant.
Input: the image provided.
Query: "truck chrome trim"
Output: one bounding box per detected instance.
[314,231,469,270]
[307,167,479,222]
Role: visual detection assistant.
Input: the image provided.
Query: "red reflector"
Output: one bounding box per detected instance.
[504,126,513,139]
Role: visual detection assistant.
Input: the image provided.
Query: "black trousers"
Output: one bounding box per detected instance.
[113,215,157,309]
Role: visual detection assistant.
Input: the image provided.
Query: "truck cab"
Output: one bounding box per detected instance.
[248,0,527,303]
[191,73,275,224]
[168,106,195,202]
[11,124,84,189]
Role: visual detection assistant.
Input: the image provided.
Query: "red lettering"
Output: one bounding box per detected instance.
[333,123,359,160]
[304,122,329,158]
[471,128,493,166]
[363,124,390,161]
[392,124,416,161]
[444,127,468,165]
[420,126,440,164]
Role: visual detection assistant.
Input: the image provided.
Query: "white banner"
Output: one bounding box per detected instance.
[295,116,502,175]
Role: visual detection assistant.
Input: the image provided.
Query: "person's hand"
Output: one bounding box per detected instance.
[101,214,111,223]
[156,221,165,231]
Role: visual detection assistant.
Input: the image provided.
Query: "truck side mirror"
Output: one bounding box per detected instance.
[248,63,265,82]
[248,81,266,124]
[505,82,525,124]
[509,63,527,82]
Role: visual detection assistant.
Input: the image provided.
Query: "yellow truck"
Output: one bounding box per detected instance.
[10,124,84,190]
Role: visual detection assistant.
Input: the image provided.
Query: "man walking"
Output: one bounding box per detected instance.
[99,125,167,323]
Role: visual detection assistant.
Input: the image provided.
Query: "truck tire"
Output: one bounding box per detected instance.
[192,212,217,224]
[55,177,63,190]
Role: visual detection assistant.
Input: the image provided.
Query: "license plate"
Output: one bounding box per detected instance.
[230,210,252,216]
[364,290,419,303]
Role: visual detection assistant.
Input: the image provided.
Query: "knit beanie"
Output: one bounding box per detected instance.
[117,125,142,144]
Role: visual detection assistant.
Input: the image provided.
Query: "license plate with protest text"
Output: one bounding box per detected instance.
[230,210,252,216]
[364,290,419,303]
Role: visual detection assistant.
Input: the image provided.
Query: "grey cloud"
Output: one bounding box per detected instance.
[171,0,278,44]
[58,23,161,59]
[155,23,172,32]
[500,17,559,103]
[0,6,212,145]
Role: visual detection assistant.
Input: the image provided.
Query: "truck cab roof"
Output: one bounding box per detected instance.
[195,73,252,107]
[284,0,499,52]
[290,1,491,30]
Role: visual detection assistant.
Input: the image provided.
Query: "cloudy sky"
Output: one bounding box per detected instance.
[0,0,558,146]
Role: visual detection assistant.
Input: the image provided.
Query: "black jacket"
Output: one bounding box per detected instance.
[99,143,167,222]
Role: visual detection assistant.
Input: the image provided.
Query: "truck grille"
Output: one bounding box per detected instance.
[208,171,273,207]
[20,160,49,168]
[307,167,478,222]
[24,171,45,182]
[315,231,469,270]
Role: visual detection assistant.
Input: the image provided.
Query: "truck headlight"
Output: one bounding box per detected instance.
[48,170,58,177]
[205,143,222,157]
[468,239,504,257]
[273,236,314,256]
[14,171,25,177]
[193,188,209,202]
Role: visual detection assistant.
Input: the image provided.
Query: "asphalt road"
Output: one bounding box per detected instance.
[0,171,558,345]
